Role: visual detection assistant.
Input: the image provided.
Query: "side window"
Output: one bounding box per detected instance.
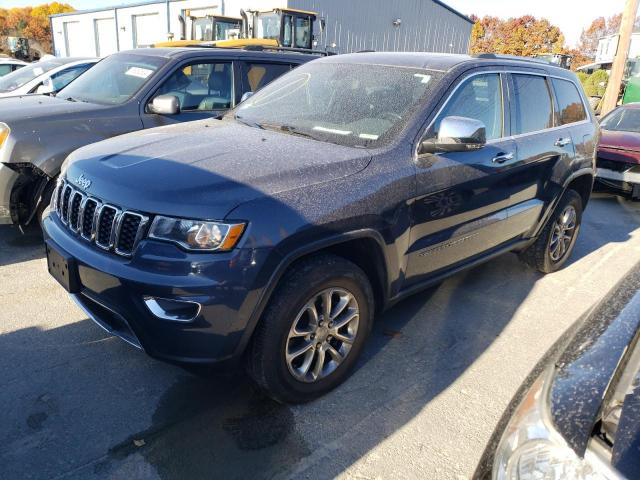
[294,16,311,49]
[552,78,587,125]
[512,74,553,135]
[154,62,232,112]
[241,62,291,93]
[0,65,11,77]
[282,15,293,47]
[49,64,92,91]
[434,73,503,141]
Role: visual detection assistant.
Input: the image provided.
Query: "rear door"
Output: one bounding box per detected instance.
[407,71,518,281]
[507,73,576,237]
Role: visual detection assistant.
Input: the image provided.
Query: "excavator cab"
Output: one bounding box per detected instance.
[154,7,318,51]
[250,8,316,50]
[191,15,242,42]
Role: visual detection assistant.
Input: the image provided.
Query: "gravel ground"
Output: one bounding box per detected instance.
[1,193,640,480]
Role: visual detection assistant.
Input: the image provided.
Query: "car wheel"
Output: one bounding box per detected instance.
[520,190,583,274]
[246,254,374,404]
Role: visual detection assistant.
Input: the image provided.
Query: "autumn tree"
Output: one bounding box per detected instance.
[0,3,74,54]
[470,15,565,57]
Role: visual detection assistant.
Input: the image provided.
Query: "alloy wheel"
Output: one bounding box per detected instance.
[549,205,577,262]
[285,288,360,383]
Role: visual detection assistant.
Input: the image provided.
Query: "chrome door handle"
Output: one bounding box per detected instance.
[555,137,572,147]
[492,152,514,164]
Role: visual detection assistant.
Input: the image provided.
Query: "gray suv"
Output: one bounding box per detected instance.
[0,47,316,226]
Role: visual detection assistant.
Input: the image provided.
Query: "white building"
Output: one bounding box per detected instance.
[50,0,473,58]
[595,32,640,65]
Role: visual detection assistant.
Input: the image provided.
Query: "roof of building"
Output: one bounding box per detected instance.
[50,0,474,24]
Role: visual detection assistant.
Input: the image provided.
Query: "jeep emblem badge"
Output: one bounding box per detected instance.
[75,174,92,190]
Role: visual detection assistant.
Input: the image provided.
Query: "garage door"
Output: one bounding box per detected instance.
[95,18,117,57]
[64,21,82,57]
[133,13,159,48]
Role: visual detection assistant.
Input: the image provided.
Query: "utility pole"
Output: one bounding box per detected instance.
[601,0,640,116]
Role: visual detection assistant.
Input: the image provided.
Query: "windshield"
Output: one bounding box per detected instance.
[57,53,167,105]
[601,107,640,134]
[233,62,442,148]
[0,59,63,92]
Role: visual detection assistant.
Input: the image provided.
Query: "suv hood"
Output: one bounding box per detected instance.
[64,119,372,219]
[0,94,99,122]
[599,129,640,152]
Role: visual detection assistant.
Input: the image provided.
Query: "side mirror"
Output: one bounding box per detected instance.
[240,91,254,103]
[419,116,486,154]
[149,94,180,115]
[36,80,54,95]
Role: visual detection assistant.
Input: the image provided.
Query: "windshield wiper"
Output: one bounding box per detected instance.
[261,123,318,141]
[234,115,264,130]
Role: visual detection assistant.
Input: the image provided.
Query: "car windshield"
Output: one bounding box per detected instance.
[0,59,63,92]
[233,62,442,148]
[601,107,640,134]
[57,53,167,105]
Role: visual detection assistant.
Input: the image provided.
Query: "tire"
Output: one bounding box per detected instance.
[246,254,374,404]
[520,190,583,274]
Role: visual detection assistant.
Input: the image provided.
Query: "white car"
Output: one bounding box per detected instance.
[0,57,98,98]
[0,59,28,77]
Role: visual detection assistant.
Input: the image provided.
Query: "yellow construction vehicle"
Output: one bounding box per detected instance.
[154,8,318,51]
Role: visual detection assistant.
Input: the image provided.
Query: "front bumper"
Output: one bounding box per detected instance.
[43,213,270,365]
[0,163,18,224]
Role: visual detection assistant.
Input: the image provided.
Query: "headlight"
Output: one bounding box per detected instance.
[0,123,10,149]
[148,216,246,252]
[493,368,619,480]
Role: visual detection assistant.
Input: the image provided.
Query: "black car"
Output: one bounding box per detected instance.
[43,52,599,403]
[0,47,316,227]
[475,264,640,480]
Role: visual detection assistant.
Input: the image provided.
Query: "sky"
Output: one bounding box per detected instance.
[0,0,631,47]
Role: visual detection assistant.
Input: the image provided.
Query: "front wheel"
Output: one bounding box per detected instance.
[246,254,374,404]
[520,190,583,273]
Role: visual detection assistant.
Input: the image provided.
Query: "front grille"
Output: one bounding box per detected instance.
[69,192,83,231]
[96,206,117,249]
[52,179,149,257]
[81,199,97,239]
[116,213,144,255]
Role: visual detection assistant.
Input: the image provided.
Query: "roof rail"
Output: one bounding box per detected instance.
[183,43,332,55]
[241,45,332,56]
[474,53,551,66]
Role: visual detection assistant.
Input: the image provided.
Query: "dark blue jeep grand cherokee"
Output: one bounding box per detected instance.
[43,53,599,403]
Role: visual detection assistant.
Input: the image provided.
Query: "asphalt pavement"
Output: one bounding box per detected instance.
[2,193,640,480]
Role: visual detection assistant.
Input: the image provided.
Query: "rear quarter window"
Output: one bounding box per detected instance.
[552,78,587,125]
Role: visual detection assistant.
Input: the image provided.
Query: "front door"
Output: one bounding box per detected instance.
[141,60,236,128]
[406,72,519,283]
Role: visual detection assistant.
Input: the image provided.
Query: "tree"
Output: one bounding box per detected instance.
[470,15,565,57]
[0,3,74,54]
[577,13,640,59]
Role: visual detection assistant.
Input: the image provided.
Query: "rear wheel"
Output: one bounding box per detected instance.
[246,254,374,404]
[520,190,582,273]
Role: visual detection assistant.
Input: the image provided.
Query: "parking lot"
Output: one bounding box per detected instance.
[1,192,640,480]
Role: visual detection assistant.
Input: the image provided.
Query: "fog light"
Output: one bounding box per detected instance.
[143,296,201,322]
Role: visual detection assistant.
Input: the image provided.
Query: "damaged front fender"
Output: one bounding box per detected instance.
[3,162,53,226]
